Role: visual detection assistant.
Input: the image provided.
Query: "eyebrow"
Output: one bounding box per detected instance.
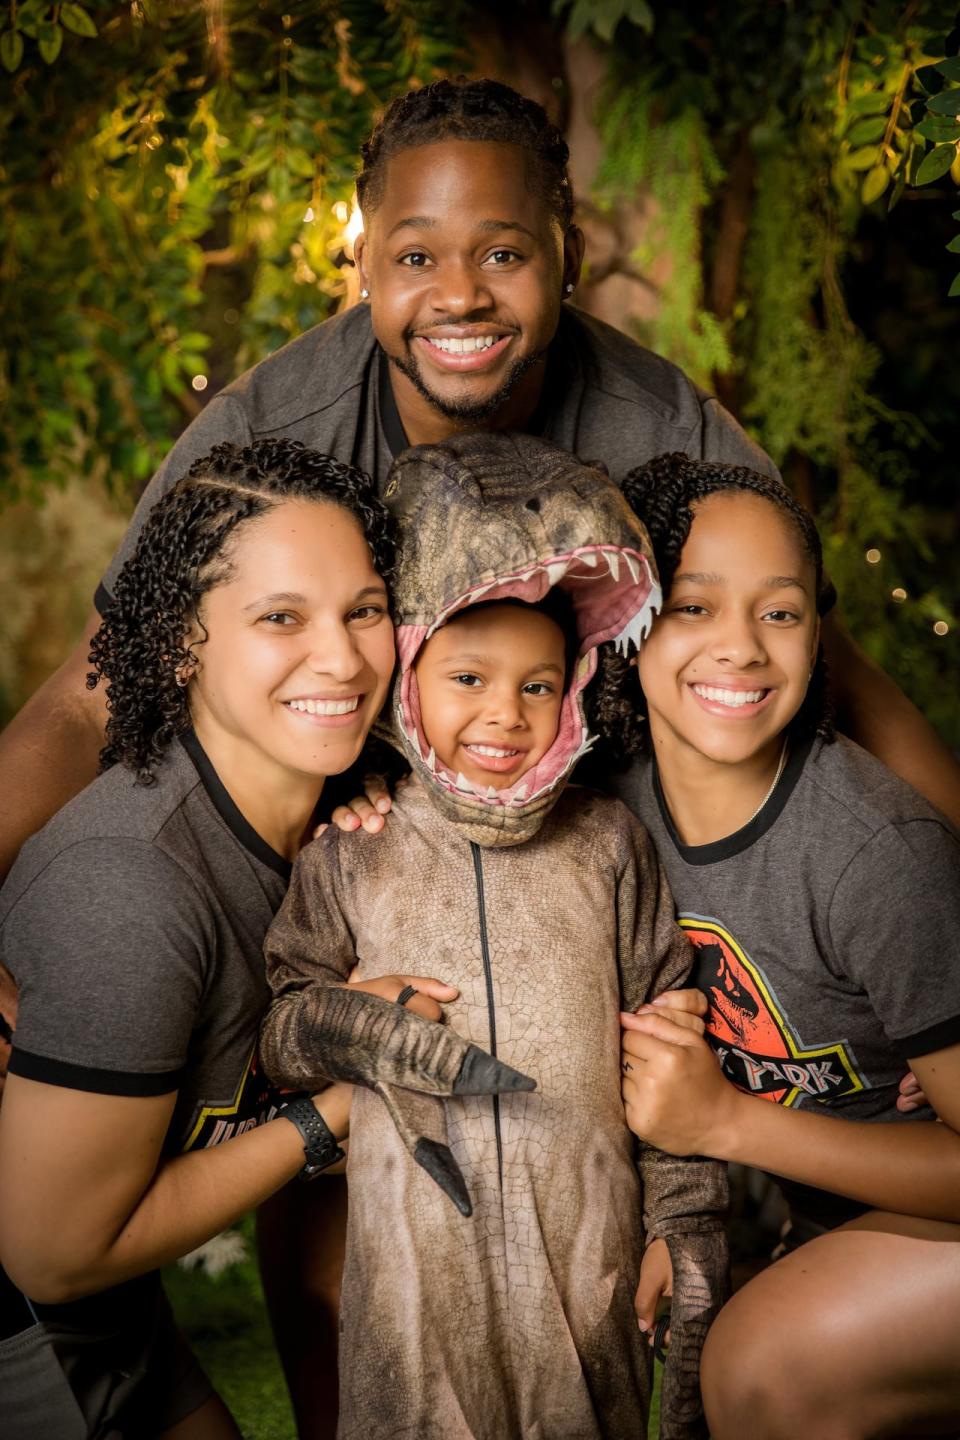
[241,585,387,613]
[672,572,809,591]
[442,652,564,675]
[386,216,537,241]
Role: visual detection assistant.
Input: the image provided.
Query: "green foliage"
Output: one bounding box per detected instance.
[577,1,959,743]
[0,1,464,502]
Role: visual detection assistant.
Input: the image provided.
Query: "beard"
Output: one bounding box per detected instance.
[387,342,547,423]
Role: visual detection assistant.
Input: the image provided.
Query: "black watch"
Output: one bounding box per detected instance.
[280,1097,345,1181]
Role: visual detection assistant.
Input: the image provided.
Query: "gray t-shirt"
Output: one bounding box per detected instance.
[97,303,779,607]
[612,735,960,1219]
[2,733,290,1154]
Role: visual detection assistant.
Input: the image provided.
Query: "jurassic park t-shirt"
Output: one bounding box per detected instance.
[612,735,960,1221]
[2,732,291,1155]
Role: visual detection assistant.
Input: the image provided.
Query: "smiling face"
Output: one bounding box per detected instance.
[414,603,567,792]
[355,140,582,438]
[637,491,820,771]
[186,498,395,794]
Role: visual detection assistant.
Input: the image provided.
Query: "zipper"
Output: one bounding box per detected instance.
[470,841,503,1185]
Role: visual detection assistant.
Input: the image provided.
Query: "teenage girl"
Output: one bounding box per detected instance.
[0,439,443,1438]
[607,453,960,1440]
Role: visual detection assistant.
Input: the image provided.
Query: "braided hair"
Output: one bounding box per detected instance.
[88,439,398,784]
[357,78,575,231]
[586,453,834,764]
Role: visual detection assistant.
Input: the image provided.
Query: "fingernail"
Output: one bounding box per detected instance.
[637,1319,648,1332]
[376,797,390,812]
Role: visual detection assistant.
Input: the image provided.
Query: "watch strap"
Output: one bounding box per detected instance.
[280,1096,345,1181]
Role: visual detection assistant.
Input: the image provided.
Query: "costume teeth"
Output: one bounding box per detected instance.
[471,582,495,601]
[624,552,641,584]
[512,783,528,801]
[486,785,498,800]
[426,747,436,772]
[456,772,474,794]
[546,560,568,586]
[580,550,599,568]
[605,549,620,582]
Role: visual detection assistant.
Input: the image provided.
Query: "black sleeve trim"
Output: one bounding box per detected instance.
[896,1014,960,1060]
[8,1047,182,1097]
[94,581,112,617]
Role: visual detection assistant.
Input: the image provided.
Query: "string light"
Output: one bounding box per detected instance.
[933,621,950,637]
[865,547,881,565]
[332,200,348,223]
[303,206,315,223]
[891,587,907,603]
[191,374,208,392]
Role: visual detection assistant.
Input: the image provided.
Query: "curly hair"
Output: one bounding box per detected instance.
[88,438,399,784]
[585,453,834,764]
[357,77,575,231]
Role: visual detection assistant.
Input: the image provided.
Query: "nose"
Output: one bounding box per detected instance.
[709,608,768,668]
[482,685,525,731]
[306,620,365,684]
[429,257,493,317]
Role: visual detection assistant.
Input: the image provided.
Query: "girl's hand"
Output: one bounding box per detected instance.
[620,1010,737,1157]
[634,1236,672,1343]
[630,987,707,1036]
[346,972,459,1023]
[896,1069,929,1113]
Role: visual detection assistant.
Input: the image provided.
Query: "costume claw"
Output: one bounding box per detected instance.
[452,1044,536,1096]
[413,1138,473,1216]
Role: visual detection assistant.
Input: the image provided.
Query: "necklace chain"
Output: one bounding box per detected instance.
[743,741,788,827]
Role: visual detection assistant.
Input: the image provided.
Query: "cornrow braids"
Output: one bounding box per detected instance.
[357,77,575,231]
[88,439,398,784]
[585,453,834,764]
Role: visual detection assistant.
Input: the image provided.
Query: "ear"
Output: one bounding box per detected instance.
[354,231,369,293]
[563,225,585,291]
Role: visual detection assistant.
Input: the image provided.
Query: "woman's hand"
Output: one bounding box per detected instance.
[897,1069,928,1114]
[631,987,707,1035]
[634,1236,673,1343]
[346,971,459,1023]
[314,775,394,837]
[620,1008,738,1157]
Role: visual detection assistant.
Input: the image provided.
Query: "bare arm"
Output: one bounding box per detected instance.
[0,1073,352,1304]
[822,611,960,826]
[0,608,106,880]
[621,1016,960,1224]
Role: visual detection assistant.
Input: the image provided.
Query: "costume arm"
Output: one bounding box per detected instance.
[615,810,729,1440]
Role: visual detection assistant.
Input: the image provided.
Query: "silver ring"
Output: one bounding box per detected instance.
[396,984,418,1008]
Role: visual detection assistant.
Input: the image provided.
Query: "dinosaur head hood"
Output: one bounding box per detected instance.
[384,431,660,847]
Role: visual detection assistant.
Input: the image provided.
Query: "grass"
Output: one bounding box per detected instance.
[165,1216,663,1439]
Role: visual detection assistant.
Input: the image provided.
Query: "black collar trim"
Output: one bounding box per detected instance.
[179,730,292,880]
[652,735,815,866]
[378,349,410,459]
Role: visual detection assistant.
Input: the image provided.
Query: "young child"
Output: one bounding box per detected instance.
[606,453,960,1440]
[260,431,729,1440]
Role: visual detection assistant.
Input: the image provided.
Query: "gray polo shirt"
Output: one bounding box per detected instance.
[96,303,779,609]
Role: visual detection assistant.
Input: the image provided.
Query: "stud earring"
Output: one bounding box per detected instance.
[175,659,197,689]
[360,287,370,300]
[564,282,575,295]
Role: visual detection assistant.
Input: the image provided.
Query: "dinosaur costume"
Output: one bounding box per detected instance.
[260,433,729,1440]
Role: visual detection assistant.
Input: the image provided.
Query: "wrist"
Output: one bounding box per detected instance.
[312,1083,352,1141]
[711,1084,751,1163]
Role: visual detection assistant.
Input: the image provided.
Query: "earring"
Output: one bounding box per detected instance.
[564,282,575,295]
[360,287,370,300]
[175,660,196,689]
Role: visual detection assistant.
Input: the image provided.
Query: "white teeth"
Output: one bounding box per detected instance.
[624,553,641,584]
[427,335,501,354]
[426,747,436,771]
[487,785,498,799]
[468,745,517,757]
[455,772,475,793]
[286,697,359,715]
[605,550,620,582]
[612,591,659,656]
[546,560,568,586]
[512,784,528,801]
[693,685,766,708]
[580,551,599,568]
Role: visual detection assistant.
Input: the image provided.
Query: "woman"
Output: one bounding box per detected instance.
[611,454,960,1440]
[0,438,445,1438]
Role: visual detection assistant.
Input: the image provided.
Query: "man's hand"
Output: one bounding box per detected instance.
[346,970,458,1024]
[634,1235,672,1344]
[315,775,395,838]
[620,1008,737,1157]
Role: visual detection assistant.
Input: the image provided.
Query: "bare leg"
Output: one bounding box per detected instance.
[159,1392,242,1439]
[256,1176,348,1440]
[701,1210,960,1440]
